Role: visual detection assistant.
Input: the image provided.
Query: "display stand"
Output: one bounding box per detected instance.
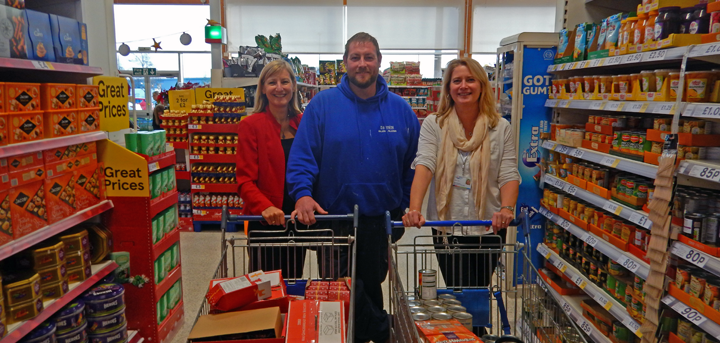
[100,141,184,343]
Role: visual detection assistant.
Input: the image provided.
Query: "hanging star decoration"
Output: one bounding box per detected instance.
[206,19,221,26]
[152,38,162,51]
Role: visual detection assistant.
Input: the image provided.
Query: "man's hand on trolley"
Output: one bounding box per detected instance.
[291,196,328,225]
[261,206,286,227]
[491,208,515,233]
[402,209,425,228]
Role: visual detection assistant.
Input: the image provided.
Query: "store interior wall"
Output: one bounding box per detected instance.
[563,0,637,30]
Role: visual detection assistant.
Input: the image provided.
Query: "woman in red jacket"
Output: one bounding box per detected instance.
[237,59,304,277]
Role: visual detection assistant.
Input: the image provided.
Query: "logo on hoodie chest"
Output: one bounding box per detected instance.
[378,125,396,133]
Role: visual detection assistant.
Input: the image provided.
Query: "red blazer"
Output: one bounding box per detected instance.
[237,111,302,215]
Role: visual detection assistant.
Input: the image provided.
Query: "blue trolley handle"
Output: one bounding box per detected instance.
[227,214,356,222]
[494,290,512,336]
[389,218,522,228]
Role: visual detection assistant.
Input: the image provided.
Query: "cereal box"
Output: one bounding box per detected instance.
[40,84,75,110]
[44,170,75,224]
[44,109,77,137]
[10,180,48,238]
[5,83,40,112]
[24,9,55,62]
[9,111,43,143]
[0,5,29,58]
[74,160,101,211]
[49,15,81,65]
[76,85,99,108]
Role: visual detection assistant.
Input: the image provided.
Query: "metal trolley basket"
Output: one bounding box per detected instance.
[188,206,359,343]
[385,210,591,343]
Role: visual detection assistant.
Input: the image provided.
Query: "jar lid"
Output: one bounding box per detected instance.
[57,299,85,318]
[82,283,124,302]
[26,322,56,340]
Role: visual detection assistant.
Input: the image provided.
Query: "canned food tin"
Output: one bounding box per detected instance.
[419,269,437,300]
[438,294,456,301]
[413,312,431,321]
[431,312,452,320]
[446,305,467,313]
[453,312,473,331]
[684,213,706,240]
[407,301,422,307]
[426,305,446,313]
[409,306,425,314]
[441,299,462,306]
[422,300,440,307]
[704,213,720,245]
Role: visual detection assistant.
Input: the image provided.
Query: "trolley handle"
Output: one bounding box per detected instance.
[389,218,522,229]
[228,214,355,222]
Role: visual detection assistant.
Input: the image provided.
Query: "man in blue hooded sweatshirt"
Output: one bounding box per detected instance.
[287,32,419,342]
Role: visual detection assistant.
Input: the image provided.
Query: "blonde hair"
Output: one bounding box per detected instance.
[252,60,302,117]
[435,58,500,129]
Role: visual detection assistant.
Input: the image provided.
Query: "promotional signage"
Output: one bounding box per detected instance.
[515,46,556,282]
[169,90,196,111]
[133,68,157,76]
[98,140,149,197]
[93,76,130,132]
[195,88,244,103]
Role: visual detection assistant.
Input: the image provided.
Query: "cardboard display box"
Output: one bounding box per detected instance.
[188,307,283,343]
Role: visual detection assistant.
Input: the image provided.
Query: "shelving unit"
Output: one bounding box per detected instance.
[545,99,679,115]
[538,206,649,280]
[677,160,720,185]
[542,174,651,229]
[536,276,612,343]
[541,140,657,179]
[537,244,643,338]
[662,295,720,340]
[4,262,119,343]
[671,242,720,278]
[0,132,107,159]
[546,47,688,74]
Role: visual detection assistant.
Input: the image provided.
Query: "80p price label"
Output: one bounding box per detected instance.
[616,255,641,273]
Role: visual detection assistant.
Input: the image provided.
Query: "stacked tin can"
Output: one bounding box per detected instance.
[676,186,720,244]
[411,270,474,332]
[81,283,128,343]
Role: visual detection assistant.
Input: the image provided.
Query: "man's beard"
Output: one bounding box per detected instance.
[348,72,377,89]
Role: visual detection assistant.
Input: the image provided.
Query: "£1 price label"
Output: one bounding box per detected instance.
[616,255,641,273]
[600,156,619,168]
[645,49,667,62]
[569,149,585,158]
[590,59,604,68]
[574,275,587,289]
[556,145,570,154]
[545,99,558,107]
[673,303,708,325]
[558,100,570,108]
[688,165,720,183]
[694,105,720,118]
[629,212,651,229]
[673,244,709,268]
[700,43,720,57]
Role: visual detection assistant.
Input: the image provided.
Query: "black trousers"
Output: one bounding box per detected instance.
[247,222,307,279]
[431,228,505,288]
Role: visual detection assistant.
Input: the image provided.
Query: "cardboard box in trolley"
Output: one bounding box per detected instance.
[188,307,283,342]
[206,271,272,312]
[284,300,319,343]
[237,270,291,313]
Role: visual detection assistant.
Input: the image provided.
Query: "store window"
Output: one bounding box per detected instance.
[471,0,557,54]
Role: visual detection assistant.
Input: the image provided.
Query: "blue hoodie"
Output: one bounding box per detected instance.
[287,74,420,216]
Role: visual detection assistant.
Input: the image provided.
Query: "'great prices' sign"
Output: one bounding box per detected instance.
[194,88,245,103]
[93,76,130,132]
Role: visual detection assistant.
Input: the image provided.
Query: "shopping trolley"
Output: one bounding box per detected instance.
[385,210,591,343]
[187,205,359,343]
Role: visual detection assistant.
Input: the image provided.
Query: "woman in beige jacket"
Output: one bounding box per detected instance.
[402,57,521,295]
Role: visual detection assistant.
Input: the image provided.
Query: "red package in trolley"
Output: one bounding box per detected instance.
[206,273,271,312]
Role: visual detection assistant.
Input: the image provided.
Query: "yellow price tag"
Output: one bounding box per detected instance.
[603,302,613,311]
[670,103,677,114]
[614,206,623,215]
[597,59,605,67]
[552,144,558,150]
[636,331,643,338]
[639,103,649,113]
[545,253,551,260]
[559,264,567,273]
[579,281,587,289]
[565,100,572,108]
[616,102,625,111]
[611,160,620,168]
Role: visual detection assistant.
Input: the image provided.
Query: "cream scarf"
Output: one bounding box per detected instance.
[435,108,492,221]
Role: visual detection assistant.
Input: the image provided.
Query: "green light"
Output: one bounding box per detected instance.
[205,26,226,44]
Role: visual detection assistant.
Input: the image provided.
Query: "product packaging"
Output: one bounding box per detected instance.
[0,5,29,59]
[74,158,103,211]
[164,207,175,234]
[124,133,137,153]
[605,13,623,50]
[187,307,282,342]
[78,108,100,133]
[206,272,272,312]
[415,320,479,343]
[49,14,82,64]
[76,85,99,108]
[0,188,13,247]
[574,23,590,61]
[284,300,320,343]
[78,22,88,65]
[40,83,75,110]
[9,180,48,238]
[24,9,55,62]
[109,252,130,284]
[9,111,43,143]
[137,132,154,156]
[5,83,41,112]
[44,109,78,137]
[44,167,76,224]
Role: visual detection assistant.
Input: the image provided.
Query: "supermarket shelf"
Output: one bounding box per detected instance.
[156,264,182,300]
[142,151,176,174]
[0,58,103,77]
[401,96,428,99]
[543,174,652,229]
[0,200,113,262]
[153,229,180,260]
[678,160,720,185]
[297,82,319,88]
[688,42,720,65]
[547,47,688,73]
[545,99,680,115]
[681,102,720,119]
[176,171,190,180]
[221,77,259,88]
[536,276,611,343]
[540,140,657,179]
[318,85,337,89]
[539,206,649,280]
[167,141,188,150]
[150,189,179,218]
[158,300,184,343]
[188,124,239,133]
[671,241,720,279]
[128,331,143,343]
[389,85,436,88]
[411,107,427,110]
[537,244,643,338]
[188,154,236,163]
[0,132,107,159]
[4,261,118,343]
[191,183,238,193]
[662,294,720,340]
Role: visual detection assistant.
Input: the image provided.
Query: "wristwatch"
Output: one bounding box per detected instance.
[500,206,515,212]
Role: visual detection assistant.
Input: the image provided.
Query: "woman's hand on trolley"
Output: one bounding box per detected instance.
[491,207,515,233]
[291,196,328,225]
[402,209,425,228]
[262,206,286,226]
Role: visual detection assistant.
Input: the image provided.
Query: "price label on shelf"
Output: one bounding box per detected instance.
[551,177,566,189]
[629,212,651,229]
[623,53,643,64]
[544,210,554,221]
[566,185,578,196]
[546,66,554,73]
[542,141,556,150]
[556,145,570,154]
[580,61,590,68]
[693,105,720,118]
[594,293,612,310]
[558,100,570,108]
[554,259,568,273]
[687,165,720,183]
[585,234,600,247]
[644,49,667,62]
[653,103,675,114]
[616,255,641,273]
[567,62,577,70]
[588,101,605,110]
[578,319,594,335]
[560,220,571,230]
[626,102,645,112]
[32,61,53,69]
[606,56,623,65]
[672,302,708,325]
[561,301,573,315]
[545,99,558,107]
[148,162,160,173]
[537,245,551,259]
[639,102,650,113]
[189,155,202,160]
[603,201,622,215]
[606,102,622,111]
[662,296,673,306]
[622,317,643,337]
[672,243,709,268]
[573,275,587,289]
[589,59,604,68]
[569,149,585,158]
[698,43,720,57]
[600,157,620,168]
[189,124,202,130]
[191,184,205,190]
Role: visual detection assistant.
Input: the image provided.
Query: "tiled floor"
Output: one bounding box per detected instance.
[171,227,526,343]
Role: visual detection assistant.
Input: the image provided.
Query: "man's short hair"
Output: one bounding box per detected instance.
[344,32,381,60]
